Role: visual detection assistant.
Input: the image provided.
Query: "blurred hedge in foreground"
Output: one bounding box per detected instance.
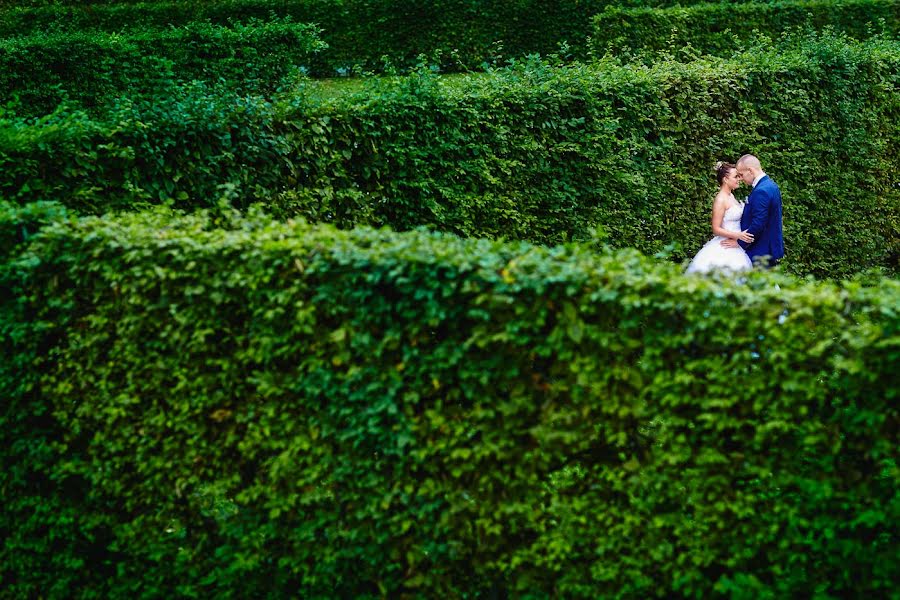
[1,203,897,598]
[2,34,898,278]
[592,0,900,56]
[0,18,326,115]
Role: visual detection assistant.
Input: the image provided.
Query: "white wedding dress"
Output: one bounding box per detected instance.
[686,203,752,274]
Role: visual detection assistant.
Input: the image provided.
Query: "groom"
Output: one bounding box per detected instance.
[721,154,785,268]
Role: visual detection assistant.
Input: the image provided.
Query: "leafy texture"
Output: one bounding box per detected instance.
[1,203,897,598]
[0,0,615,76]
[2,0,895,81]
[593,0,900,56]
[2,35,898,278]
[0,18,327,115]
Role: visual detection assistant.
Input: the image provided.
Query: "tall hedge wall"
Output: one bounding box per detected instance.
[1,203,897,598]
[2,35,898,278]
[592,0,900,56]
[4,0,891,82]
[0,0,613,76]
[0,19,326,115]
[0,0,786,78]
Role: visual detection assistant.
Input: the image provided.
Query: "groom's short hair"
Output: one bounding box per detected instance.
[737,154,762,170]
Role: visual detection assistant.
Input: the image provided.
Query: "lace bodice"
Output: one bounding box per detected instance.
[720,203,744,234]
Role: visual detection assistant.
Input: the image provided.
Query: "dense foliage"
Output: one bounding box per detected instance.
[0,0,610,77]
[2,2,897,597]
[0,19,326,115]
[0,0,865,78]
[2,34,897,278]
[593,0,900,55]
[1,204,897,598]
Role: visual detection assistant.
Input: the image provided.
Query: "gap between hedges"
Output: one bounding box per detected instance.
[1,34,898,278]
[1,0,896,86]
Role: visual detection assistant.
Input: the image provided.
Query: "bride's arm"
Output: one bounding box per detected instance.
[710,200,753,242]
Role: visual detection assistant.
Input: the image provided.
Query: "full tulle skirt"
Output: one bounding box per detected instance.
[686,236,752,274]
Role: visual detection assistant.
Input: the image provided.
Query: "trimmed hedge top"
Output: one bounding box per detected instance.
[3,0,869,78]
[593,0,900,56]
[0,0,613,76]
[2,202,898,598]
[0,18,327,114]
[2,33,898,278]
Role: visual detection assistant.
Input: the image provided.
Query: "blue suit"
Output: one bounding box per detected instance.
[739,174,784,267]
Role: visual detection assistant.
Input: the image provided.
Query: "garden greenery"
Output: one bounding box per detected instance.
[2,0,893,78]
[593,0,900,56]
[1,34,897,278]
[2,1,897,598]
[0,18,327,115]
[0,0,610,76]
[1,203,897,598]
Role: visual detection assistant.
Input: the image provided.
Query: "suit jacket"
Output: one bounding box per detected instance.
[739,175,784,265]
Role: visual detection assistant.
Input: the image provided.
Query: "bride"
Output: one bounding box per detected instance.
[686,161,753,274]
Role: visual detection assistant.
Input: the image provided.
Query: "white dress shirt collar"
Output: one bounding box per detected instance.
[752,172,767,188]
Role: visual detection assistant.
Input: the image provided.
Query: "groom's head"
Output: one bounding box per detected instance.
[736,154,763,183]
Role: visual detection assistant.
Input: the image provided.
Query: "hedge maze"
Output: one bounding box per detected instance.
[1,1,897,598]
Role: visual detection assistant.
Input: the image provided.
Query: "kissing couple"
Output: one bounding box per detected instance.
[686,154,785,274]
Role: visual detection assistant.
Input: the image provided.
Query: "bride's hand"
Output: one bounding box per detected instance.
[737,230,754,243]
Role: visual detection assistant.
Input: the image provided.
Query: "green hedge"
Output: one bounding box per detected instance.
[0,19,326,115]
[4,0,890,94]
[593,0,900,55]
[2,34,898,278]
[2,203,897,598]
[0,0,727,77]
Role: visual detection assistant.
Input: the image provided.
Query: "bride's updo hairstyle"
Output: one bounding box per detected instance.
[714,161,736,185]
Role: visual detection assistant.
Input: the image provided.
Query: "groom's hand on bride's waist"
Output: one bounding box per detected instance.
[720,239,739,248]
